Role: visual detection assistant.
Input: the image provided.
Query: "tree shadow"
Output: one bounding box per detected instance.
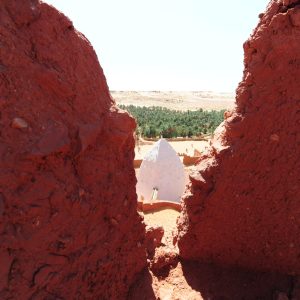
[127,267,156,300]
[181,259,293,300]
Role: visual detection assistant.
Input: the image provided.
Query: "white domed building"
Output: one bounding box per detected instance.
[136,139,186,203]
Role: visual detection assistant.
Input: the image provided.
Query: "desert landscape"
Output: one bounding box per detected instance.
[1,0,300,299]
[111,90,235,111]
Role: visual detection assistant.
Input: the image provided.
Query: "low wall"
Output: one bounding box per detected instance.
[142,136,210,142]
[137,200,181,212]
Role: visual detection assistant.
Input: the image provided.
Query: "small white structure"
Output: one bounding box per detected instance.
[136,139,185,202]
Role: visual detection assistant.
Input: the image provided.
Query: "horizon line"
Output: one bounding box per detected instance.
[109,90,235,94]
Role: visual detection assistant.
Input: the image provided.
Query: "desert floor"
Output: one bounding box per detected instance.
[112,91,235,111]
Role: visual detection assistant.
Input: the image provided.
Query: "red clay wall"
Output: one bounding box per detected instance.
[138,200,181,212]
[0,1,145,299]
[177,0,300,275]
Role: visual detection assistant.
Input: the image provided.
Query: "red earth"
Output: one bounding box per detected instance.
[0,1,145,299]
[177,0,300,276]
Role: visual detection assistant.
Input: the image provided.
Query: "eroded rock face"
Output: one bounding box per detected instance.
[0,1,145,299]
[177,0,300,275]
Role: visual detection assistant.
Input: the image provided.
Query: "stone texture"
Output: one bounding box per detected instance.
[145,225,164,255]
[149,247,178,274]
[177,0,300,275]
[0,1,146,299]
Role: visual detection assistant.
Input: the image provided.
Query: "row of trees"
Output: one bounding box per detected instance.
[119,105,225,138]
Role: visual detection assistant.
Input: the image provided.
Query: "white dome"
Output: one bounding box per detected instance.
[136,139,185,202]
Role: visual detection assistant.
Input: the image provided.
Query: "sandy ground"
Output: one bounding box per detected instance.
[111,91,235,111]
[143,208,179,246]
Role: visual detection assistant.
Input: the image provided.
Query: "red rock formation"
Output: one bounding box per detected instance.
[0,1,145,299]
[177,0,300,275]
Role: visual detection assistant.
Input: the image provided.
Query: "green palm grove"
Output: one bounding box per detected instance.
[120,105,225,138]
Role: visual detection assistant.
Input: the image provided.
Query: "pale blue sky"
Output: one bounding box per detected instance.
[44,0,269,92]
